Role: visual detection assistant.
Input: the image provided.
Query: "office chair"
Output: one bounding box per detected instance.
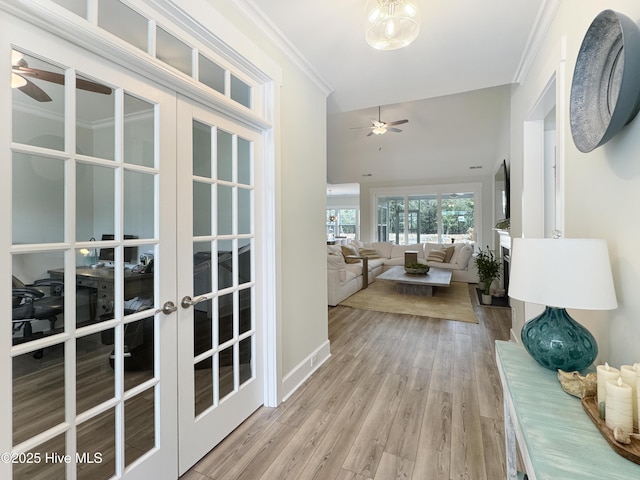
[12,275,64,358]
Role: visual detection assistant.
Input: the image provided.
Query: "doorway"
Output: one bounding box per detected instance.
[2,10,270,480]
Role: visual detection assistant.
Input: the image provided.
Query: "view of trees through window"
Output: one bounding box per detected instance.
[377,192,475,245]
[326,208,357,239]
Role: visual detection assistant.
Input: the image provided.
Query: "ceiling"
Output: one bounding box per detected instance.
[248,0,555,193]
[251,0,548,114]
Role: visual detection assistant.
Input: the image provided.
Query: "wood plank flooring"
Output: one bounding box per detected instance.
[182,286,512,480]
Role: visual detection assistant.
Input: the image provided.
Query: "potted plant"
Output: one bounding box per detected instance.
[474,246,501,305]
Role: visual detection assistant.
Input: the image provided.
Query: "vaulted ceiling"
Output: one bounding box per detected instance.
[249,0,557,188]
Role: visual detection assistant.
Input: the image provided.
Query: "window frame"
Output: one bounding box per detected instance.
[326,207,359,240]
[370,183,482,246]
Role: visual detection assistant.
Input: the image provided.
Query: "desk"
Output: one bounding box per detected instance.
[49,267,154,321]
[496,340,640,479]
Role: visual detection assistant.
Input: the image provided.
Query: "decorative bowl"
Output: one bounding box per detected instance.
[405,264,430,275]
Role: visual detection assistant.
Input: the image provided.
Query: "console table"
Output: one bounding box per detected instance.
[496,340,640,479]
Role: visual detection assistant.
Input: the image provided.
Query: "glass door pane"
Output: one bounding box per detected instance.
[377,196,404,243]
[408,195,438,244]
[441,192,475,243]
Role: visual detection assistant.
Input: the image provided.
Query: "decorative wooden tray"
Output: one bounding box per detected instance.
[581,396,640,464]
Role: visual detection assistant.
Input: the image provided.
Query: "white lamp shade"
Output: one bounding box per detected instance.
[509,238,617,310]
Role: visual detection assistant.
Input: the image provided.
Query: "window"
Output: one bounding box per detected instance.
[373,185,481,246]
[326,208,358,240]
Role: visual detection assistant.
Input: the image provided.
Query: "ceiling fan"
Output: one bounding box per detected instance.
[11,50,112,102]
[352,106,408,136]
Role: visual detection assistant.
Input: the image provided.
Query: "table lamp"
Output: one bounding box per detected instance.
[509,237,617,372]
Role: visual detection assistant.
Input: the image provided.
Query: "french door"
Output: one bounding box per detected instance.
[2,19,178,480]
[2,15,265,480]
[176,97,263,474]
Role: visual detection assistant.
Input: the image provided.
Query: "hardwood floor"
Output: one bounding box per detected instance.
[182,286,512,480]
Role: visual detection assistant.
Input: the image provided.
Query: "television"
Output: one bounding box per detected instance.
[494,159,510,221]
[98,234,138,264]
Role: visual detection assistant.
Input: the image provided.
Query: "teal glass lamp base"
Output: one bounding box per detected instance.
[521,306,598,372]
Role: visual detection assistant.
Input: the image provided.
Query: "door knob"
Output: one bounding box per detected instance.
[155,301,178,315]
[181,295,207,309]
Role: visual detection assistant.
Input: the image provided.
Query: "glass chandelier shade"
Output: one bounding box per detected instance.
[365,0,421,51]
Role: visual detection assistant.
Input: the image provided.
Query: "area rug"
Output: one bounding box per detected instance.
[339,280,478,324]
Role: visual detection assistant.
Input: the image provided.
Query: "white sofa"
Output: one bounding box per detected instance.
[327,240,479,306]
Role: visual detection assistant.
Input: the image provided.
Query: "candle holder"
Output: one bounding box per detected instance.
[582,396,640,464]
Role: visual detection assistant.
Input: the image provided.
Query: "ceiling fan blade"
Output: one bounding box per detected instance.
[13,66,112,95]
[17,77,52,102]
[388,128,403,133]
[13,66,64,84]
[77,77,112,95]
[387,119,408,126]
[366,131,374,137]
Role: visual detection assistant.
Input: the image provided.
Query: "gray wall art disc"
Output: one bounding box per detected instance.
[570,10,640,153]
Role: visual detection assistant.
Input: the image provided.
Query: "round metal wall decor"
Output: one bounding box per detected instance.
[570,10,640,153]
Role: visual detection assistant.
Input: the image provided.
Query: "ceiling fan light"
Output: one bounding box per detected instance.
[11,49,24,66]
[372,126,387,135]
[365,0,421,51]
[11,72,27,89]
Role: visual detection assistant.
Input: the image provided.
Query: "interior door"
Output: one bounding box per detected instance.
[176,97,263,474]
[2,20,178,480]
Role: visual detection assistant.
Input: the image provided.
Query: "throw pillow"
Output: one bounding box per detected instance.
[358,247,380,258]
[443,245,455,263]
[455,245,473,268]
[426,248,446,263]
[327,253,346,270]
[341,244,361,263]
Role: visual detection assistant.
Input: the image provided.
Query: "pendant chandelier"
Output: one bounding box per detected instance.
[365,0,421,51]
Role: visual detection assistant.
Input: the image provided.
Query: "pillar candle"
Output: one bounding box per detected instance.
[620,364,638,429]
[605,377,634,435]
[597,363,620,418]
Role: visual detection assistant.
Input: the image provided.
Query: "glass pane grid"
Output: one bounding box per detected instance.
[377,191,478,245]
[11,47,162,478]
[51,1,258,111]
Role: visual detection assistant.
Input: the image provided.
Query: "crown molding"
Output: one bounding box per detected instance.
[227,0,334,97]
[513,0,563,84]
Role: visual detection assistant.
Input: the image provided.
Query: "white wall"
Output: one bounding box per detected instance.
[510,0,640,365]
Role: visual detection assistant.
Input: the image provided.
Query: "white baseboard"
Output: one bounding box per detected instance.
[281,340,331,402]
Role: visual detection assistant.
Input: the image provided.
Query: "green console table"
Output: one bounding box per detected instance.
[496,340,640,479]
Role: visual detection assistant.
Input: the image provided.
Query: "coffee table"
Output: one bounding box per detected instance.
[377,266,452,297]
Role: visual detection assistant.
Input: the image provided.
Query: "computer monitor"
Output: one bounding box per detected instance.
[98,234,138,264]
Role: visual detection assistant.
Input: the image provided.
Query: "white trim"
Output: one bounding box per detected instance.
[281,340,331,402]
[513,0,562,85]
[228,0,333,97]
[260,122,279,407]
